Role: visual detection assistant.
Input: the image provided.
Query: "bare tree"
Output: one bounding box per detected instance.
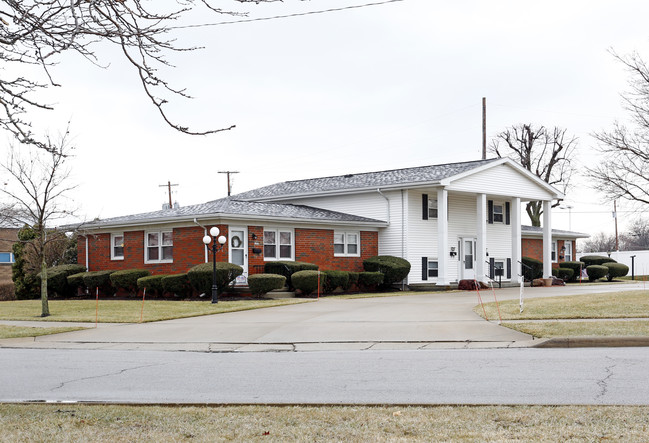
[620,217,649,251]
[1,131,76,316]
[0,1,280,149]
[490,123,578,226]
[589,51,649,206]
[579,232,618,254]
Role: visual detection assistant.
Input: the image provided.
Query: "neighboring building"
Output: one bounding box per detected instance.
[0,228,18,284]
[521,225,589,268]
[73,158,564,287]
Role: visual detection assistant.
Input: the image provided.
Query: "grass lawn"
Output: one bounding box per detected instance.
[476,290,649,338]
[0,325,87,339]
[2,404,648,442]
[0,298,313,323]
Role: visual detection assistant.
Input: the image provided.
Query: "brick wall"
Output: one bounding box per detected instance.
[0,228,18,284]
[522,238,576,268]
[80,225,379,275]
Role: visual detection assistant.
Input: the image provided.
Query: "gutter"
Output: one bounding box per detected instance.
[193,218,209,263]
[376,188,390,225]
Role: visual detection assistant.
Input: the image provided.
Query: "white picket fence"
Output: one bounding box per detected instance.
[587,250,649,278]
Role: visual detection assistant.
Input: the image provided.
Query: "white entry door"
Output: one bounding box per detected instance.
[460,237,477,280]
[228,227,248,285]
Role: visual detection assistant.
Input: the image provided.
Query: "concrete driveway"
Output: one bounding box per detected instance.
[1,282,644,352]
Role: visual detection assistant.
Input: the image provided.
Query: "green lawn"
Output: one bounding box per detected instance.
[0,325,87,339]
[0,298,312,323]
[501,320,649,338]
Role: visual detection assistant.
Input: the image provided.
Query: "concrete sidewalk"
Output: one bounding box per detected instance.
[1,282,647,352]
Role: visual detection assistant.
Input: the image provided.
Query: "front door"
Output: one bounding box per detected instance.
[460,237,477,280]
[228,227,248,285]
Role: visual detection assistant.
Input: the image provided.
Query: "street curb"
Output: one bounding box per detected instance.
[533,336,649,348]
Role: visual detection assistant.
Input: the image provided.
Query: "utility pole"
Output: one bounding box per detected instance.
[614,200,619,251]
[159,181,178,208]
[218,171,239,196]
[482,97,487,160]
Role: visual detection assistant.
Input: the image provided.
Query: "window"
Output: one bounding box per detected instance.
[564,241,573,261]
[493,260,504,277]
[146,231,173,263]
[492,203,504,223]
[111,233,124,260]
[551,241,557,262]
[0,252,14,263]
[334,231,360,257]
[427,260,438,278]
[264,229,293,260]
[428,199,438,219]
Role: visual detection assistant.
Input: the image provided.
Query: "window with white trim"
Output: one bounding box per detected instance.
[427,260,438,278]
[564,241,573,261]
[146,231,173,263]
[492,202,504,223]
[111,233,124,260]
[428,199,438,219]
[551,241,558,262]
[334,231,360,257]
[263,229,294,260]
[0,252,14,263]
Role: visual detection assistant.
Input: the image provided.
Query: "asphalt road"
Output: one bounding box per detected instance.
[3,347,648,405]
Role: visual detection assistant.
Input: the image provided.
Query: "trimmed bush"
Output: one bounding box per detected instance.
[264,261,319,289]
[187,262,243,296]
[522,257,543,281]
[552,267,574,282]
[346,272,360,290]
[291,270,326,296]
[579,255,616,267]
[358,271,384,289]
[586,265,608,282]
[162,274,192,298]
[137,275,166,296]
[67,272,86,293]
[561,261,586,282]
[322,270,349,293]
[248,273,287,297]
[0,282,15,301]
[363,256,411,286]
[37,264,86,297]
[603,262,629,281]
[110,269,150,294]
[82,270,115,294]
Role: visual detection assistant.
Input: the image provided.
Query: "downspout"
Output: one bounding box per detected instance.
[193,218,208,263]
[376,189,390,225]
[85,235,89,270]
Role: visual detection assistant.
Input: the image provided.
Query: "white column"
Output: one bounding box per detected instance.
[437,188,449,285]
[476,193,487,283]
[543,200,553,278]
[511,198,522,283]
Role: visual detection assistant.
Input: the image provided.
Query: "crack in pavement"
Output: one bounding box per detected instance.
[50,363,164,392]
[595,356,616,402]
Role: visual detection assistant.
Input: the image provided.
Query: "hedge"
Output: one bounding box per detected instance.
[38,264,87,297]
[561,261,585,282]
[248,274,287,297]
[586,265,608,282]
[110,269,150,293]
[264,261,319,289]
[363,256,411,286]
[603,262,629,281]
[67,272,86,292]
[358,271,384,288]
[291,270,326,296]
[137,275,167,296]
[522,257,543,281]
[552,267,574,281]
[161,274,192,298]
[82,270,115,294]
[322,270,349,292]
[579,255,616,267]
[347,272,360,290]
[187,262,243,296]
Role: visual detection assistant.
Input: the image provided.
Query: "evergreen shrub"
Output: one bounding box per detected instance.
[322,270,349,292]
[291,270,326,296]
[579,255,616,266]
[187,262,243,296]
[586,265,608,282]
[162,274,192,298]
[38,264,86,297]
[82,270,115,294]
[603,262,629,281]
[522,256,543,281]
[363,256,411,286]
[110,269,150,293]
[248,274,287,297]
[137,275,166,296]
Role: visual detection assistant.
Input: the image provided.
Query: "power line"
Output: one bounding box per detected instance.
[173,0,405,29]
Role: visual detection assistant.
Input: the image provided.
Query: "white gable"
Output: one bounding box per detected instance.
[445,163,558,201]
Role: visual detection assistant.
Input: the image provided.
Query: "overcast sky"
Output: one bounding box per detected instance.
[4,0,649,240]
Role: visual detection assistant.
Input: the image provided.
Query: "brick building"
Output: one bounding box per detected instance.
[0,228,18,284]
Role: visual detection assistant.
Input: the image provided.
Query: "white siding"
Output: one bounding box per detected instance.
[449,164,556,201]
[288,192,389,221]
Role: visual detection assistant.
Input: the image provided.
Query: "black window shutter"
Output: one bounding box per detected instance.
[488,200,494,224]
[422,194,428,220]
[422,257,428,280]
[489,257,495,279]
[506,258,512,279]
[505,202,511,225]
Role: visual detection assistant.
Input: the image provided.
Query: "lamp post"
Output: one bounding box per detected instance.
[202,226,227,303]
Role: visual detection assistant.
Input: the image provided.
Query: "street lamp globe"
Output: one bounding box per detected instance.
[218,235,227,245]
[210,226,220,237]
[202,235,211,245]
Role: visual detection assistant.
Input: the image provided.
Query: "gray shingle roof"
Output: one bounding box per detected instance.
[521,225,589,239]
[234,158,501,200]
[74,198,385,230]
